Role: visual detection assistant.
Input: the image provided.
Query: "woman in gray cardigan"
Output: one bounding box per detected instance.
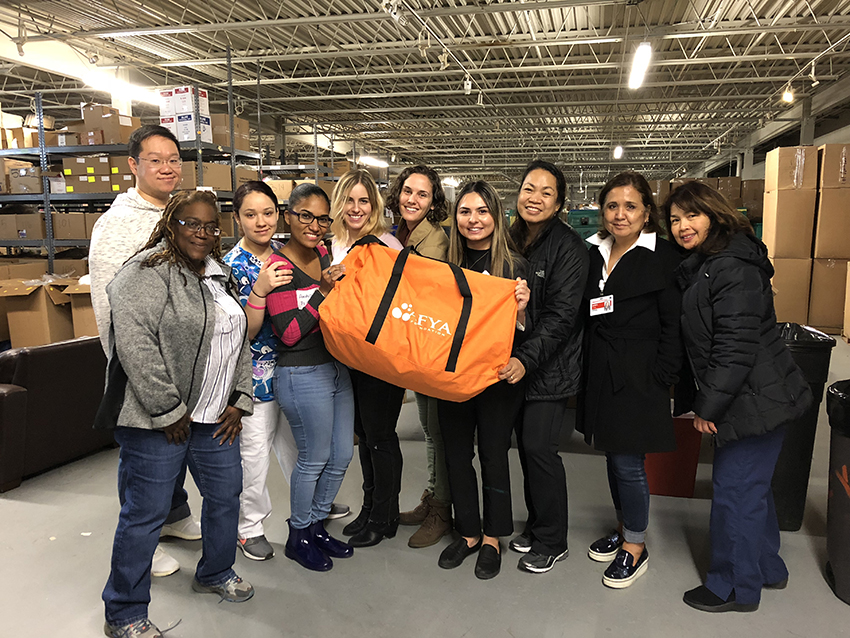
[98,190,255,638]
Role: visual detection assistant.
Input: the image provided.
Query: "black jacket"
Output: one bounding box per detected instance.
[514,218,590,401]
[676,233,812,446]
[578,236,683,453]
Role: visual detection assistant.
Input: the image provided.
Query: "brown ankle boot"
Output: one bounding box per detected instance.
[408,497,452,548]
[400,489,431,526]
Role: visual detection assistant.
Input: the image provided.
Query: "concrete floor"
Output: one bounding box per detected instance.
[2,341,850,637]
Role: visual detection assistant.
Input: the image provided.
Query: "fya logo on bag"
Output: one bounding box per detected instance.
[391,302,452,336]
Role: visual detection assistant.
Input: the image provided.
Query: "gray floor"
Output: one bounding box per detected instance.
[3,342,850,637]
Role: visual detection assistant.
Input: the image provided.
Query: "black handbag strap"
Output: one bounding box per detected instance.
[351,234,388,249]
[365,246,473,373]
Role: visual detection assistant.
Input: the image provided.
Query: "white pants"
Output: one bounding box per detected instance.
[238,399,298,539]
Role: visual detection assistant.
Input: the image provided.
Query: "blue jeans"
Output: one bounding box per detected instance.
[103,423,243,626]
[275,361,354,529]
[706,426,788,605]
[606,452,649,544]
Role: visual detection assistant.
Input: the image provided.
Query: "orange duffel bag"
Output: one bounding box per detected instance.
[319,236,518,402]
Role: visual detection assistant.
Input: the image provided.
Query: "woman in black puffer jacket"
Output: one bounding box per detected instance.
[503,160,590,575]
[664,182,812,614]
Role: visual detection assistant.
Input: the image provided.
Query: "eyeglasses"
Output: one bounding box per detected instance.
[174,218,221,236]
[135,156,183,169]
[289,210,332,228]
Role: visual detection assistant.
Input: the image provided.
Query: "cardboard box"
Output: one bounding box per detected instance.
[813,188,850,259]
[61,120,88,134]
[741,179,765,200]
[219,215,235,238]
[110,156,132,175]
[770,258,812,324]
[83,156,112,175]
[82,104,120,129]
[47,176,66,194]
[180,162,231,191]
[235,167,257,187]
[85,213,104,238]
[159,89,176,116]
[210,114,251,151]
[694,177,719,189]
[765,146,817,191]
[50,213,86,240]
[809,258,849,332]
[646,179,670,204]
[32,130,79,147]
[174,113,212,143]
[0,261,47,280]
[0,158,32,175]
[844,262,850,341]
[65,175,112,194]
[5,127,38,149]
[0,216,17,239]
[717,176,742,200]
[99,114,141,145]
[762,189,817,258]
[83,130,105,146]
[158,116,177,138]
[172,86,210,115]
[63,282,98,338]
[109,173,134,194]
[818,144,850,189]
[0,279,75,348]
[52,259,88,277]
[9,167,43,194]
[62,157,88,176]
[670,178,695,190]
[15,214,46,239]
[266,180,295,203]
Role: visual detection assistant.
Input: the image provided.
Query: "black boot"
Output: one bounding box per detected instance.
[349,518,399,548]
[342,507,371,536]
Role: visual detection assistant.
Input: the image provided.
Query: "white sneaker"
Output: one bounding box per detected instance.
[151,545,180,577]
[160,516,202,540]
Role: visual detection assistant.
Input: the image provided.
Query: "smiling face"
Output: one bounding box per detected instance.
[288,194,331,250]
[129,135,182,206]
[456,191,495,250]
[517,168,560,228]
[668,203,712,250]
[602,185,649,245]
[343,182,373,235]
[399,173,434,228]
[173,201,218,267]
[235,191,278,247]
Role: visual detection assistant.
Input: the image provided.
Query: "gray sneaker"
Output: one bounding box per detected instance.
[192,574,254,603]
[238,535,275,561]
[327,503,351,520]
[104,619,162,638]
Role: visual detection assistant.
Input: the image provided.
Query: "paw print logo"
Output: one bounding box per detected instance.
[391,302,413,321]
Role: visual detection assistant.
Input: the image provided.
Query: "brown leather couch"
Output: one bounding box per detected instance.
[0,336,115,491]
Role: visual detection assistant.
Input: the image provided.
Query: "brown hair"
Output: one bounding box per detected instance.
[597,171,664,239]
[662,181,753,255]
[386,165,448,225]
[140,190,222,279]
[330,169,389,243]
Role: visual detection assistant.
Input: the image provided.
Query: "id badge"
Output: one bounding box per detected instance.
[590,295,614,316]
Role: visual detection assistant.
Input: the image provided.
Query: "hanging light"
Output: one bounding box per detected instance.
[613,145,624,160]
[628,42,652,90]
[782,83,794,103]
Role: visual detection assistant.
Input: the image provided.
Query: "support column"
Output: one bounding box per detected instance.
[800,96,815,146]
[741,148,756,180]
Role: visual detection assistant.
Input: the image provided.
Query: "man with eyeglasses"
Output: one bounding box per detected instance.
[90,124,201,581]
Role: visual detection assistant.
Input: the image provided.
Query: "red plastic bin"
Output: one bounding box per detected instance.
[645,414,703,498]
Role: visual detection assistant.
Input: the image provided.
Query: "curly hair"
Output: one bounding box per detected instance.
[385,165,448,224]
[140,190,222,280]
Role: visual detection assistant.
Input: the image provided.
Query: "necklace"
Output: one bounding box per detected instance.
[463,249,489,271]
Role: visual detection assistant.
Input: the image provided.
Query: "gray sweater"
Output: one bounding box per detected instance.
[95,244,254,430]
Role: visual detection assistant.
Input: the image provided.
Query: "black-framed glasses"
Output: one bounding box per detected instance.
[288,210,332,228]
[135,156,183,169]
[174,218,221,236]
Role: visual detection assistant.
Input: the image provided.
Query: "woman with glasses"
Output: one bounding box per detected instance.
[99,190,255,638]
[265,183,356,572]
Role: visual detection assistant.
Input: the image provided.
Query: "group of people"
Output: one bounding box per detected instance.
[90,124,813,638]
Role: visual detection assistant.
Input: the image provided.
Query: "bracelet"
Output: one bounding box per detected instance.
[250,288,268,298]
[246,300,266,310]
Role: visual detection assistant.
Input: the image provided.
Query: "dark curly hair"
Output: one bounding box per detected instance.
[662,181,753,255]
[386,165,448,225]
[140,190,222,280]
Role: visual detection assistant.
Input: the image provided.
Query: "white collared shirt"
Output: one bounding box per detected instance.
[191,257,247,424]
[587,231,657,294]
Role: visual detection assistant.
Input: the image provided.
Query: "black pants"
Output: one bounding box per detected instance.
[516,398,572,556]
[350,369,405,524]
[439,380,525,539]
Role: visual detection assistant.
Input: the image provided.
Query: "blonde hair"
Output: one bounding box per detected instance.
[330,169,389,245]
[448,180,518,279]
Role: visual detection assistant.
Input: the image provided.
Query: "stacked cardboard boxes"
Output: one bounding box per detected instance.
[159,86,212,143]
[0,158,33,194]
[109,156,134,194]
[78,104,141,146]
[762,146,818,325]
[210,114,251,151]
[61,156,113,194]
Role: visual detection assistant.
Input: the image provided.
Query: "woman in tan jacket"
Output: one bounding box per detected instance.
[386,165,452,549]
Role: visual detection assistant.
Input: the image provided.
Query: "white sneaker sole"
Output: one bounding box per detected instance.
[602,557,649,588]
[238,542,275,561]
[151,564,179,577]
[160,521,202,541]
[518,548,569,573]
[588,547,621,562]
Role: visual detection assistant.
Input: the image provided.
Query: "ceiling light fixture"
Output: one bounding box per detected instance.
[439,50,450,71]
[381,0,408,27]
[477,91,484,106]
[463,75,472,95]
[613,145,624,159]
[81,72,159,105]
[628,42,652,90]
[442,177,460,188]
[782,83,794,103]
[809,62,819,88]
[358,155,389,168]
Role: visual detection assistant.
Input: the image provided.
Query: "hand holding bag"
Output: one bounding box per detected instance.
[319,236,518,402]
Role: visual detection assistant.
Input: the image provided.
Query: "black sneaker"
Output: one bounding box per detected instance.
[237,535,275,561]
[508,532,532,554]
[327,503,351,520]
[517,547,569,574]
[588,530,623,562]
[682,585,759,613]
[602,548,648,588]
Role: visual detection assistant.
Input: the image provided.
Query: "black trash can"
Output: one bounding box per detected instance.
[826,380,850,605]
[771,324,836,531]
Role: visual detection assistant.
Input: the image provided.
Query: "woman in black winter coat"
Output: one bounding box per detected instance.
[664,181,812,613]
[504,160,590,575]
[579,171,683,589]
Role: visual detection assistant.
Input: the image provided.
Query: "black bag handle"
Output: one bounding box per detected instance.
[365,246,473,373]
